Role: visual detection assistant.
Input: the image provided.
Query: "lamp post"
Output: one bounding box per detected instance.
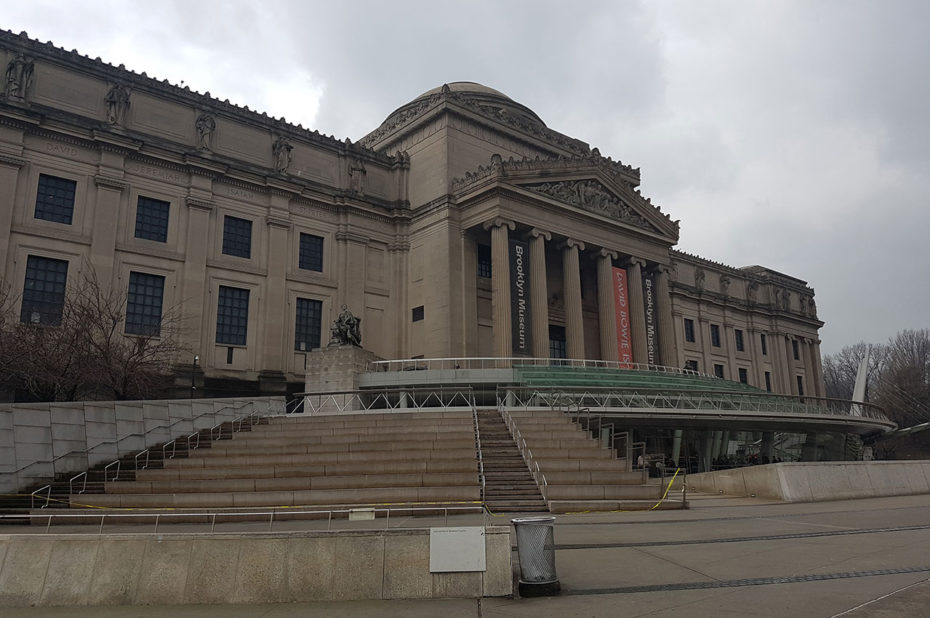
[191,355,199,399]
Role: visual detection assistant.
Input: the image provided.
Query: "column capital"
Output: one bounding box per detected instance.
[560,238,586,251]
[530,227,551,241]
[598,248,618,260]
[482,217,515,232]
[624,256,647,269]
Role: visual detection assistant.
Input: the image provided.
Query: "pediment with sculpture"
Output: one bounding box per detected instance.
[522,179,655,231]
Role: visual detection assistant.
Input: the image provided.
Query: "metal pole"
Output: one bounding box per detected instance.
[191,355,199,398]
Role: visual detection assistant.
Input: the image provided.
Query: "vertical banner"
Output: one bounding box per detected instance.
[642,271,660,366]
[612,266,633,366]
[509,238,533,356]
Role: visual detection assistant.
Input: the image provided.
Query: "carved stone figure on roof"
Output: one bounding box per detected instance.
[195,112,216,151]
[694,268,705,292]
[747,281,759,304]
[773,287,782,308]
[272,136,292,173]
[719,275,731,297]
[104,84,131,125]
[781,289,791,311]
[328,305,362,347]
[4,52,33,102]
[348,157,367,196]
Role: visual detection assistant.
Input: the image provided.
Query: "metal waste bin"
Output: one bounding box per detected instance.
[511,516,560,596]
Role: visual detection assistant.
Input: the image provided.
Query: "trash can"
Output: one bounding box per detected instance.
[511,516,560,596]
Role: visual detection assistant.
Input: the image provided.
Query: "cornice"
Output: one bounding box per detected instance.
[0,152,28,168]
[185,197,215,212]
[93,174,128,190]
[0,29,397,164]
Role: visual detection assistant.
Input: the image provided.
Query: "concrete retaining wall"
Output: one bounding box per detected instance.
[0,527,512,607]
[686,461,930,502]
[0,396,286,493]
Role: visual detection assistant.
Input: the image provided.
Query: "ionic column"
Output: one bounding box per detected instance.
[562,239,586,360]
[626,258,649,365]
[597,249,619,362]
[655,266,677,367]
[484,218,515,359]
[529,228,551,359]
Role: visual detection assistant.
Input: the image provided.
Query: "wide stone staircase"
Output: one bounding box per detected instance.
[59,411,480,517]
[476,409,548,513]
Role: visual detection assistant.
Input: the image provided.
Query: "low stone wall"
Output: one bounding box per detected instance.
[0,396,286,493]
[0,527,512,607]
[685,461,930,502]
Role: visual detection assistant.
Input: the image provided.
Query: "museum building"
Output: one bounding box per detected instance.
[0,31,825,398]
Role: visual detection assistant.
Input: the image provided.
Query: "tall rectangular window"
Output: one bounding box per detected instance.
[21,255,68,325]
[713,363,724,379]
[222,215,252,258]
[216,285,249,345]
[125,272,165,336]
[710,324,721,347]
[35,174,76,224]
[765,371,772,392]
[792,339,800,361]
[294,297,322,351]
[549,325,566,359]
[760,334,768,356]
[134,196,170,242]
[797,375,805,397]
[738,367,748,384]
[735,329,745,352]
[477,244,492,279]
[684,318,695,343]
[412,305,424,322]
[299,233,324,272]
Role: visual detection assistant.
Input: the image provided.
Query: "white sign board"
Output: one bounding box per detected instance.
[429,527,486,572]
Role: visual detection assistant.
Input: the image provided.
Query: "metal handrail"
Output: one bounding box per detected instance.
[5,399,265,481]
[369,356,717,379]
[104,460,121,482]
[69,471,87,495]
[296,387,476,415]
[162,440,177,461]
[472,408,486,503]
[498,386,893,426]
[30,485,51,509]
[6,505,486,534]
[134,450,150,471]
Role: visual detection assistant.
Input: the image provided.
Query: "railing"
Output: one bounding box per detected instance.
[20,402,263,504]
[0,505,486,534]
[499,407,548,500]
[472,408,486,503]
[296,387,476,415]
[497,387,894,426]
[369,356,716,379]
[5,399,275,493]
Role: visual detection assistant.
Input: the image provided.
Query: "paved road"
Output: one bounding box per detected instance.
[7,492,930,617]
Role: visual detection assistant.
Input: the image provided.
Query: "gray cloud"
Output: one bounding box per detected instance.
[2,0,927,353]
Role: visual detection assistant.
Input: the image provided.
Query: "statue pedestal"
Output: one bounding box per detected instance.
[304,346,381,414]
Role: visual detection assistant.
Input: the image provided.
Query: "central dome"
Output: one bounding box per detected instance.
[362,82,548,147]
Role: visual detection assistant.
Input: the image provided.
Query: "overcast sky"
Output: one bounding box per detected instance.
[3,0,928,354]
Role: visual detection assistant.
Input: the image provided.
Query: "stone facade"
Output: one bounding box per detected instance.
[0,32,824,397]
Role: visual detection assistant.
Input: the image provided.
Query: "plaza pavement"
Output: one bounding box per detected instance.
[6,492,930,617]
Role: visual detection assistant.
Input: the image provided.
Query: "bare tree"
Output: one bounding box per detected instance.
[0,265,187,402]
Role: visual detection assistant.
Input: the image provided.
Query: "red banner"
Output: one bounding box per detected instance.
[613,266,633,366]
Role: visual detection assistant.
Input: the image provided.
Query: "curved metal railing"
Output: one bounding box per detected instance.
[294,387,476,415]
[368,357,717,379]
[497,386,894,428]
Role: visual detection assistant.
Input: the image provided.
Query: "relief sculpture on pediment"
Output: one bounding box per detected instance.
[525,180,652,231]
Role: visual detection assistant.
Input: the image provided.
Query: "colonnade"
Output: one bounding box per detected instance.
[481,218,676,365]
